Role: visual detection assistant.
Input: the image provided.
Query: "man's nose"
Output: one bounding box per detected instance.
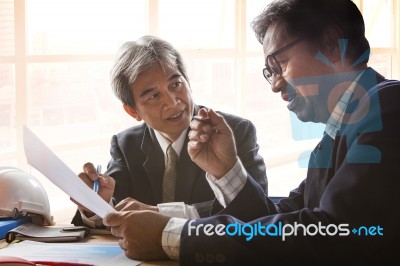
[270,77,283,93]
[164,90,180,106]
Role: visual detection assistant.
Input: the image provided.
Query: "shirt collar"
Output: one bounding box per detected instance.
[154,128,188,158]
[325,70,365,139]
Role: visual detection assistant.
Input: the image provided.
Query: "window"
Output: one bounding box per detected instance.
[358,0,399,78]
[1,0,399,221]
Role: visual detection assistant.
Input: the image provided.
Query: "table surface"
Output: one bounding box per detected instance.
[51,207,178,265]
[0,224,177,266]
[84,231,178,266]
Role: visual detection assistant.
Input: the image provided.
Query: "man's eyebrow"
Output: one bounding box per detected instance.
[168,73,182,81]
[139,87,156,98]
[139,73,182,98]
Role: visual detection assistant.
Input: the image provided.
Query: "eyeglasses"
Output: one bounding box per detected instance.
[263,38,302,84]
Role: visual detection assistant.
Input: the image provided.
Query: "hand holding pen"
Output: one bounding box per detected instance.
[71,162,116,215]
[188,108,237,179]
[93,164,101,193]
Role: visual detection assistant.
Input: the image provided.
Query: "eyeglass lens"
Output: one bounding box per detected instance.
[267,56,281,75]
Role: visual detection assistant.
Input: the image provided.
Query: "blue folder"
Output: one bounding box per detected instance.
[0,216,31,239]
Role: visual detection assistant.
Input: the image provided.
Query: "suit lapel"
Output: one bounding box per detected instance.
[141,126,165,203]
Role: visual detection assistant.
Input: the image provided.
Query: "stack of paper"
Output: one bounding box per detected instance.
[0,240,140,265]
[6,223,89,243]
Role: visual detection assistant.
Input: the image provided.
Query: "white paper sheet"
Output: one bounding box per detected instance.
[0,240,140,266]
[23,126,115,218]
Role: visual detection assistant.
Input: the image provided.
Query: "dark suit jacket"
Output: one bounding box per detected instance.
[72,105,267,225]
[180,69,400,265]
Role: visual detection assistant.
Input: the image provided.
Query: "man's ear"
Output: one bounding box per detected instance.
[319,25,343,64]
[123,104,142,121]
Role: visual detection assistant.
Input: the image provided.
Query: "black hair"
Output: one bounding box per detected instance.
[251,0,370,64]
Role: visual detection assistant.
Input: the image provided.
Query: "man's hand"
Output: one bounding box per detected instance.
[70,162,115,216]
[188,108,237,179]
[115,197,159,212]
[103,210,171,261]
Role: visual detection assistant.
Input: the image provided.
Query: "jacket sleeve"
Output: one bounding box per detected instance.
[231,118,268,194]
[104,134,133,203]
[180,80,400,265]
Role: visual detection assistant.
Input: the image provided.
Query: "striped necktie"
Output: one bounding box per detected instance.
[162,144,178,202]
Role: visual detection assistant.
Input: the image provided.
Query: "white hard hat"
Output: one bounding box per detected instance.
[0,166,54,225]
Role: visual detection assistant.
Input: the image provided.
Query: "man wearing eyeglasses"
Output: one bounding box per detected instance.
[104,0,400,264]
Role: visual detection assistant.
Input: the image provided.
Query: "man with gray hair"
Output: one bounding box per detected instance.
[71,35,267,226]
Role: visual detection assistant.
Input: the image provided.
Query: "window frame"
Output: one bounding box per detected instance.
[0,0,399,198]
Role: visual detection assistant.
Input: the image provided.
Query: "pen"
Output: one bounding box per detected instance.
[93,165,101,193]
[192,116,219,133]
[192,115,211,124]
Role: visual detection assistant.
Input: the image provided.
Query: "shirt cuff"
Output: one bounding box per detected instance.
[158,202,200,219]
[206,158,247,208]
[162,217,187,260]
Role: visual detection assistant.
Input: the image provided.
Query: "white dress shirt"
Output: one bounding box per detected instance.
[154,129,187,162]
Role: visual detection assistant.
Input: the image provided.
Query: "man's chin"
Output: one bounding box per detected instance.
[289,107,314,122]
[295,113,313,122]
[287,97,315,123]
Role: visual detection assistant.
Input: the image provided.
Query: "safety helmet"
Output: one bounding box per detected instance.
[0,166,53,225]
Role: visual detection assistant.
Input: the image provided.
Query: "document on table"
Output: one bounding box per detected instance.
[0,240,140,266]
[23,126,115,218]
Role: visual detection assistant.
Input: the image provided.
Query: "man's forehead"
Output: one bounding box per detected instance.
[262,22,289,55]
[138,64,179,78]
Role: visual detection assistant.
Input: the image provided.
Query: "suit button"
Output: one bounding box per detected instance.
[215,253,226,263]
[195,252,204,263]
[205,253,214,264]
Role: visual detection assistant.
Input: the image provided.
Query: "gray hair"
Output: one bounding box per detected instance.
[111,35,190,106]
